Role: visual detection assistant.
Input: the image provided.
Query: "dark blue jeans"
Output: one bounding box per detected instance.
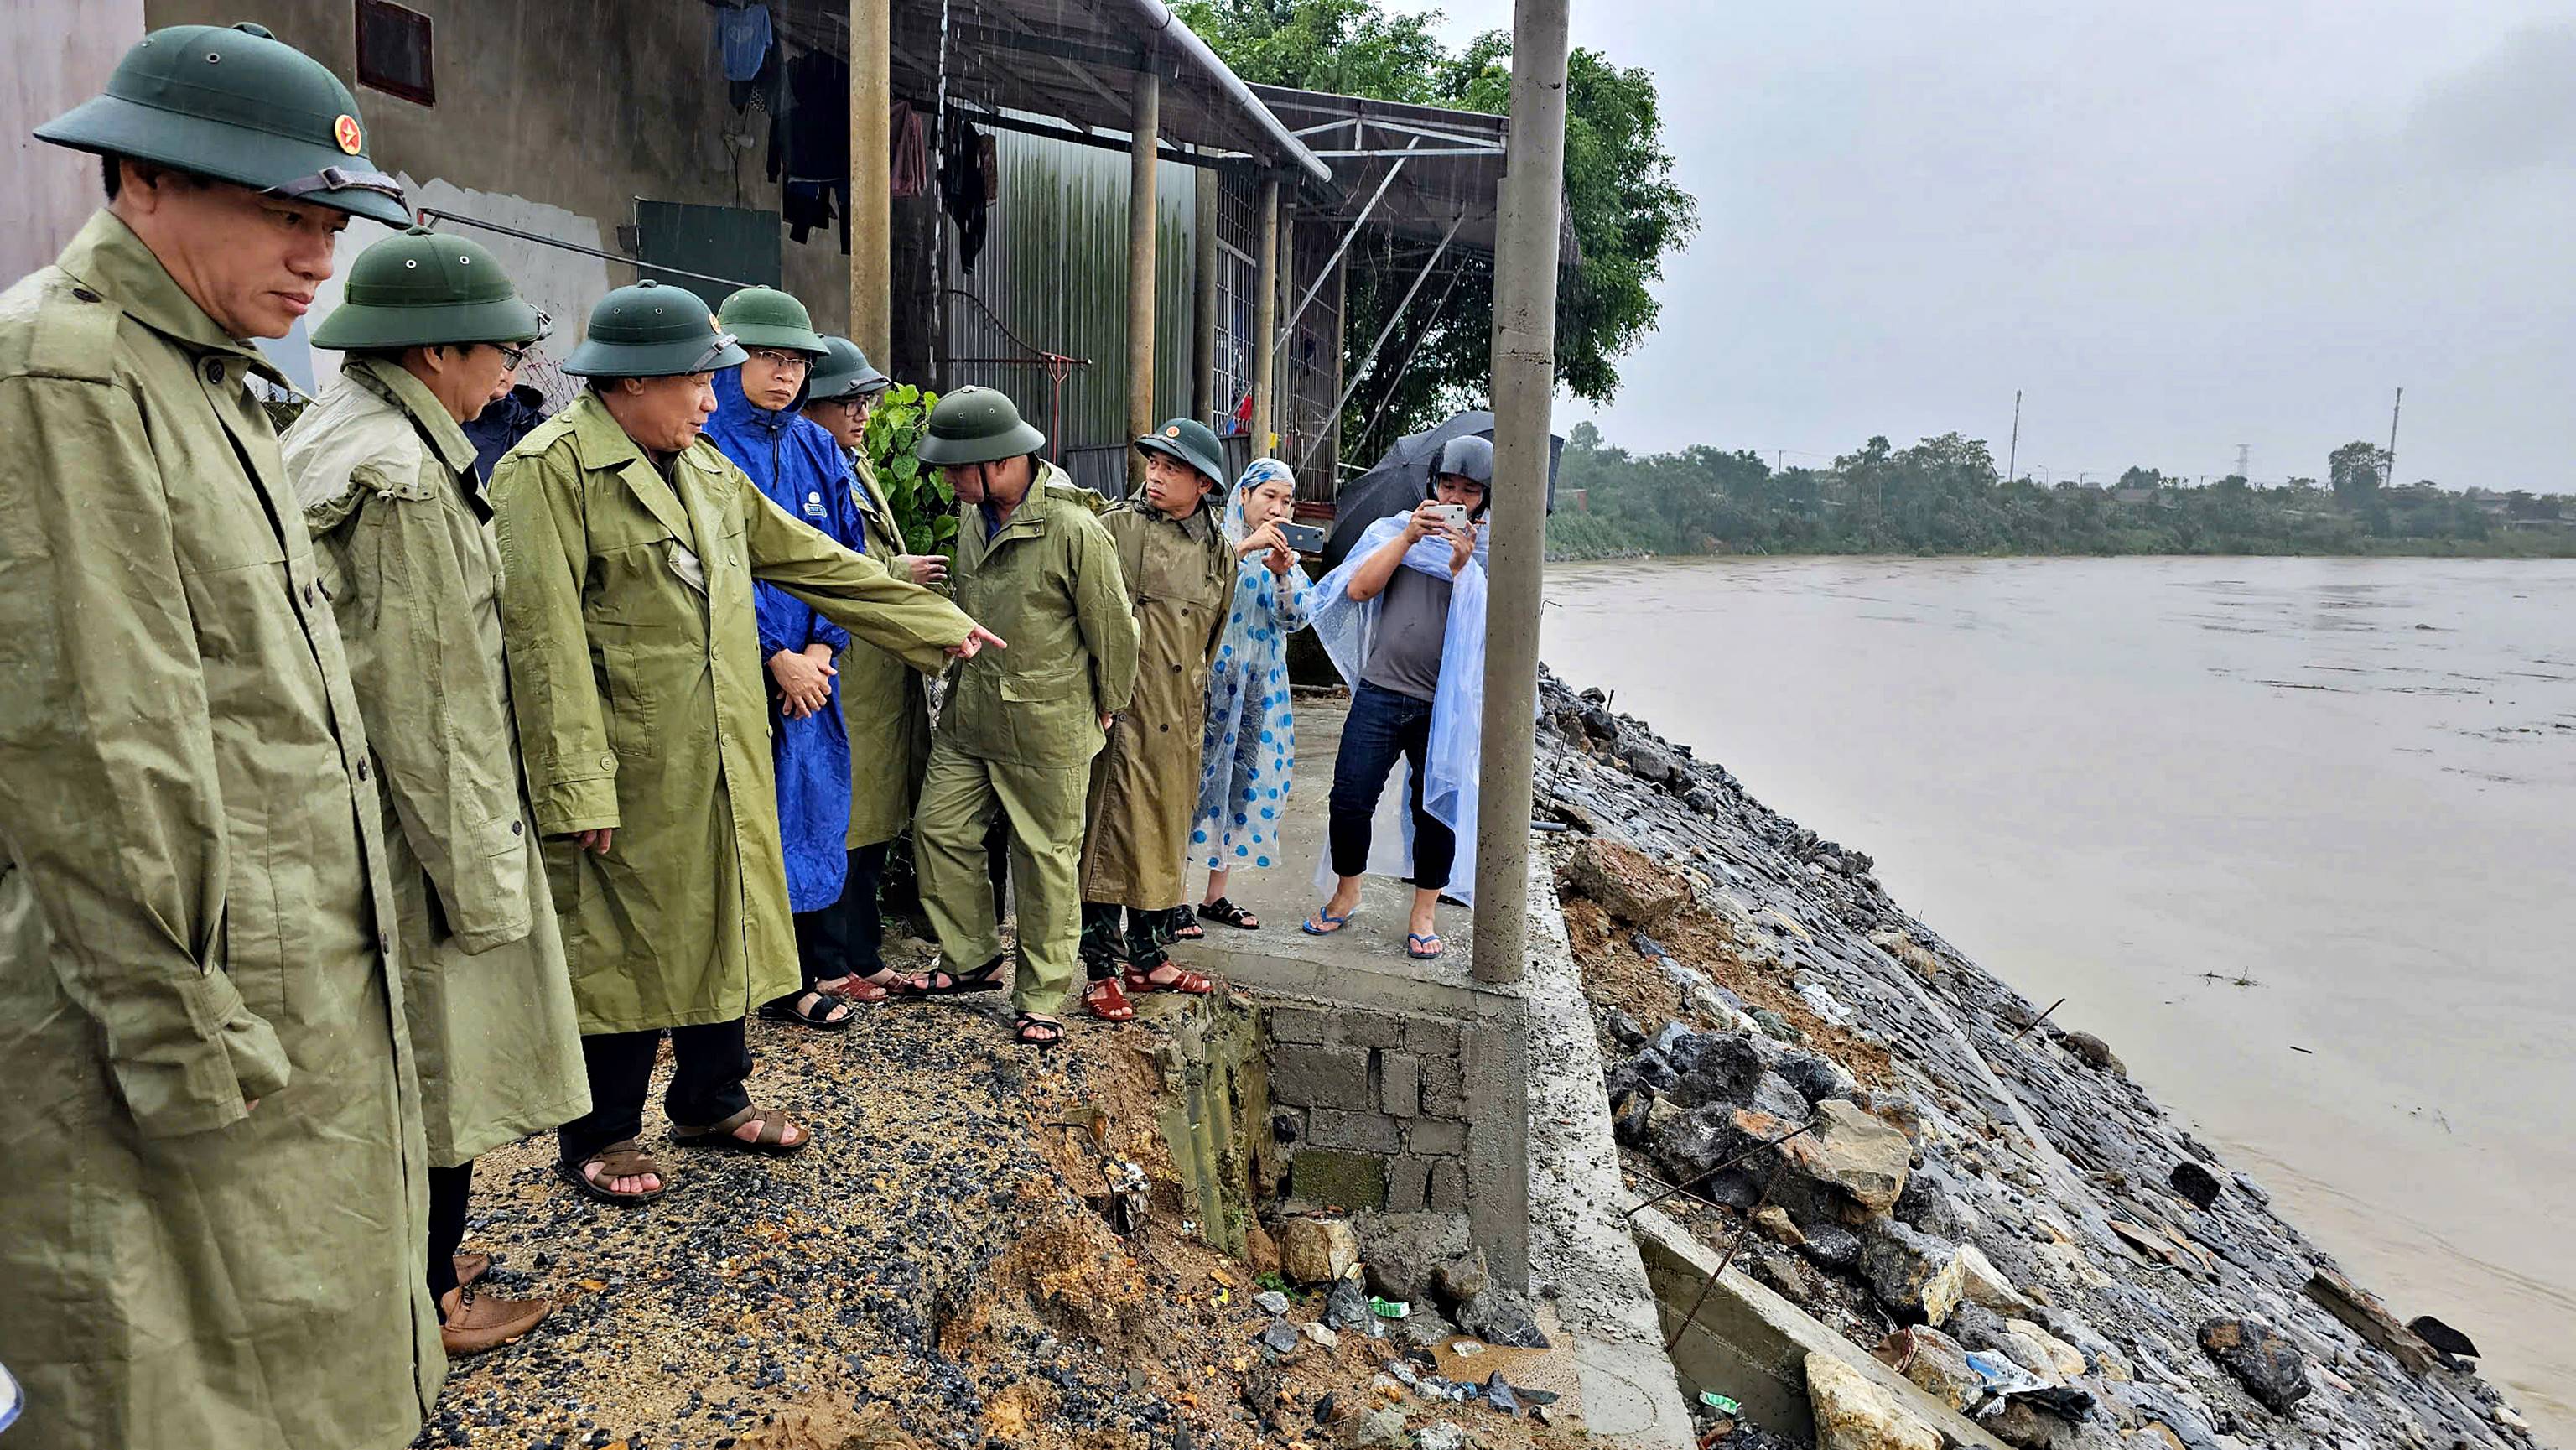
[1327,683,1456,891]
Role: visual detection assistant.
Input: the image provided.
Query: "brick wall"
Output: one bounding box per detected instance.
[1265,1001,1486,1217]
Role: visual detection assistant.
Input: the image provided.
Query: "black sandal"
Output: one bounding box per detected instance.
[1015,1012,1067,1049]
[1196,897,1260,932]
[1165,905,1206,941]
[922,954,1007,995]
[756,989,856,1032]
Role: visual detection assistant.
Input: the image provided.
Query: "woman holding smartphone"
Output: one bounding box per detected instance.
[1185,460,1317,933]
[1301,435,1494,960]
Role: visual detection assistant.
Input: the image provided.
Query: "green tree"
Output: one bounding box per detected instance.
[2327,440,2389,511]
[1176,0,1697,460]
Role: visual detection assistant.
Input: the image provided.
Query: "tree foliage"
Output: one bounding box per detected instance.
[1546,424,2575,559]
[1176,0,1696,460]
[861,384,960,556]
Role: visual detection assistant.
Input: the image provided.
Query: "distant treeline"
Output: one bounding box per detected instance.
[1546,425,2576,559]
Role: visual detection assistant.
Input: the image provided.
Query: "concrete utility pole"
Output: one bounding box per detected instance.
[848,0,891,362]
[1471,0,1571,986]
[2386,387,2404,489]
[2005,390,2021,484]
[1249,174,1280,458]
[1126,58,1163,493]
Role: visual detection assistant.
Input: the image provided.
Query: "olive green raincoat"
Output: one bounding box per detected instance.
[1080,497,1237,909]
[286,356,591,1166]
[492,392,976,1034]
[0,212,440,1449]
[917,468,1140,1013]
[840,451,932,849]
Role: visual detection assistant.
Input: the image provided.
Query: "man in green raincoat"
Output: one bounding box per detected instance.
[802,338,948,995]
[492,282,999,1206]
[286,227,590,1355]
[1078,420,1237,1016]
[911,387,1139,1046]
[0,24,442,1449]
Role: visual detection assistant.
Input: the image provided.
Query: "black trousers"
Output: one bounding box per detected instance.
[805,840,891,981]
[556,1018,754,1166]
[1327,682,1457,891]
[426,1161,472,1301]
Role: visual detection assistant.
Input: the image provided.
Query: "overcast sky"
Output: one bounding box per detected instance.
[1379,1,2576,491]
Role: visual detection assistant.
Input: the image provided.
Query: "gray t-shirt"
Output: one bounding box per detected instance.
[1360,564,1452,701]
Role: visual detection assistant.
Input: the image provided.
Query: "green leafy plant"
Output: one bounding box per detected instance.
[862,384,959,558]
[1254,1271,1291,1296]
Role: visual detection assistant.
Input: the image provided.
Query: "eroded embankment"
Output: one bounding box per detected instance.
[1531,665,2542,1450]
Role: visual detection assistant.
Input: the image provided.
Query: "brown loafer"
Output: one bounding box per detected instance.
[439,1285,548,1356]
[453,1251,491,1289]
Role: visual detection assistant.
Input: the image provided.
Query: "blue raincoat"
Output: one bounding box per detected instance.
[1306,509,1490,907]
[1192,460,1316,874]
[702,368,867,912]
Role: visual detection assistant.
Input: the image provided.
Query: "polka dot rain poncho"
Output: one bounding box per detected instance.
[1191,460,1316,873]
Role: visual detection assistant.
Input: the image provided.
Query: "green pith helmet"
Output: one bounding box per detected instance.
[36,23,411,227]
[310,227,545,351]
[808,335,891,400]
[915,386,1045,466]
[561,281,746,378]
[1135,417,1227,493]
[717,286,827,354]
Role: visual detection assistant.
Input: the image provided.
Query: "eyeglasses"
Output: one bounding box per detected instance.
[491,341,532,370]
[745,347,813,374]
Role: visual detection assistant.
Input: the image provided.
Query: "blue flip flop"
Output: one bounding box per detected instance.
[1301,908,1358,936]
[1406,933,1444,960]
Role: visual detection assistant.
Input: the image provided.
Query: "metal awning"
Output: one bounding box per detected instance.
[1248,83,1576,264]
[767,0,1328,184]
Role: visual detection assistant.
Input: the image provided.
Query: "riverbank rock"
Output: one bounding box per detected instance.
[1457,1286,1550,1349]
[1281,1218,1360,1285]
[2059,1031,2125,1077]
[1561,837,1689,928]
[1356,1213,1467,1304]
[1859,1218,1966,1325]
[2197,1317,2310,1415]
[1874,1327,1983,1411]
[2303,1266,2438,1374]
[1805,1352,1942,1450]
[1784,1099,1913,1214]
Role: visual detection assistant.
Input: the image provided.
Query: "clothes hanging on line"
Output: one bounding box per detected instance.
[767,48,849,184]
[715,3,773,82]
[939,112,991,275]
[890,101,928,198]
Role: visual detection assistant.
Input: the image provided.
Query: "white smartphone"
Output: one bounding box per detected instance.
[1429,502,1472,530]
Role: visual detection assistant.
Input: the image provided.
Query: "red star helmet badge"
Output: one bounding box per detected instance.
[1164,425,1181,438]
[333,114,363,154]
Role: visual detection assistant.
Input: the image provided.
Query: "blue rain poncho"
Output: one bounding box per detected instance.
[1306,507,1489,906]
[702,367,864,912]
[1192,460,1316,874]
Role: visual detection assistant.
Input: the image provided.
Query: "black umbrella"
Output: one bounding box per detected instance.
[1320,410,1562,569]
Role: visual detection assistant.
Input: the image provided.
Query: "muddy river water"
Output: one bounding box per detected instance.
[1545,554,2576,1435]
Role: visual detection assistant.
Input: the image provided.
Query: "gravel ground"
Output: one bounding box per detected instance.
[418,939,1579,1450]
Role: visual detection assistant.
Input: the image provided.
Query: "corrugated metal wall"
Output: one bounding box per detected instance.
[945,126,1197,500]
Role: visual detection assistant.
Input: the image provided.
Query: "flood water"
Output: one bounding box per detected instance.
[1545,554,2576,1434]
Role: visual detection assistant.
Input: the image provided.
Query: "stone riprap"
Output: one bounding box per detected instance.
[1535,667,2542,1450]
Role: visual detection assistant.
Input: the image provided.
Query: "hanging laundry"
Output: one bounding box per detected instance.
[939,111,991,275]
[715,3,773,82]
[765,47,851,249]
[890,101,928,198]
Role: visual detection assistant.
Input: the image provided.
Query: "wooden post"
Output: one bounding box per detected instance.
[848,0,891,363]
[1125,59,1161,494]
[1249,174,1280,460]
[1191,155,1218,425]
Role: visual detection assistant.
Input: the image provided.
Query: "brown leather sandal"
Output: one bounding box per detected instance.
[1124,960,1216,995]
[1083,976,1136,1021]
[670,1104,811,1156]
[556,1139,667,1206]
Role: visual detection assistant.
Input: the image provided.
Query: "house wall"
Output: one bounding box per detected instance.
[143,0,850,389]
[3,0,147,281]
